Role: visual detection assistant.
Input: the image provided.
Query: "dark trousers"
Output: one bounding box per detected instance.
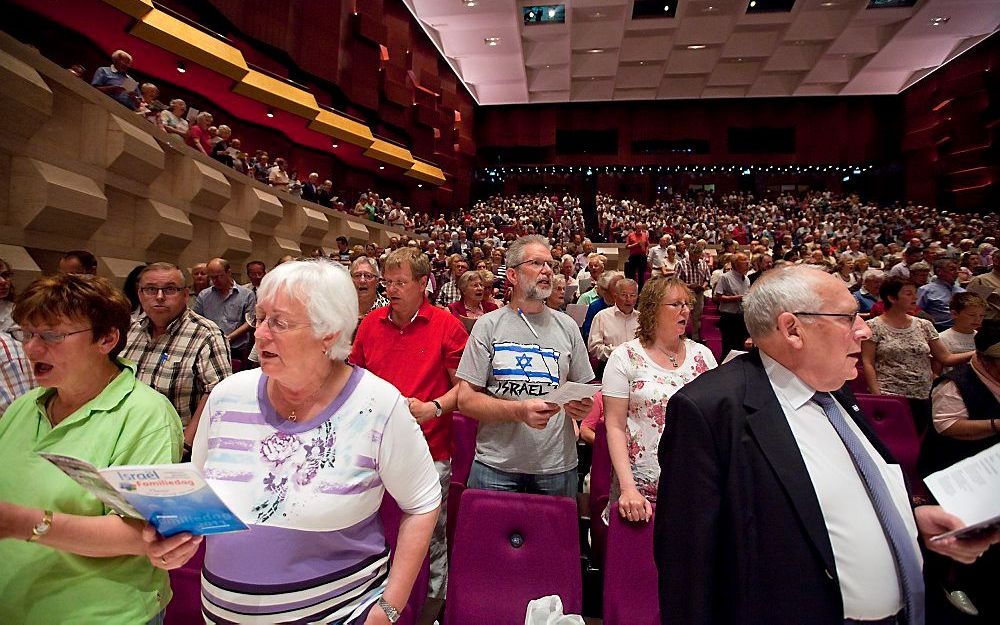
[626,254,648,291]
[719,311,749,360]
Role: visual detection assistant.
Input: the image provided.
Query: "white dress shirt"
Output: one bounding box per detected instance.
[587,306,639,361]
[761,352,920,620]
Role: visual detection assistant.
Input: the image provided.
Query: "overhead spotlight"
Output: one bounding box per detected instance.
[930,16,950,26]
[664,4,670,11]
[265,109,275,118]
[548,8,556,17]
[749,0,756,6]
[176,61,186,73]
[417,183,423,188]
[462,0,477,6]
[842,175,850,182]
[331,142,339,149]
[591,11,604,18]
[379,165,386,170]
[484,37,500,46]
[686,44,707,50]
[587,48,604,53]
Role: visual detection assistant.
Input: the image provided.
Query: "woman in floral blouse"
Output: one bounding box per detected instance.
[601,277,717,523]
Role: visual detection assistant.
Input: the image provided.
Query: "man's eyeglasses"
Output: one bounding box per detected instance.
[351,272,378,282]
[139,286,186,296]
[246,312,310,334]
[11,327,92,345]
[792,311,860,325]
[384,279,414,290]
[512,259,559,271]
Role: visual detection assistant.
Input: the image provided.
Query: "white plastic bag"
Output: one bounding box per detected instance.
[524,595,586,625]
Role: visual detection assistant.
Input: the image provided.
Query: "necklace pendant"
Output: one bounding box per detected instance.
[287,411,297,422]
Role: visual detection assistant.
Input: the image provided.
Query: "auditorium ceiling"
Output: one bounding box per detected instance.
[403,0,999,104]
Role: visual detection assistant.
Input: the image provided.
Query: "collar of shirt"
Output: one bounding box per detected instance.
[137,310,188,337]
[380,297,434,328]
[760,351,818,411]
[613,307,638,319]
[33,358,138,429]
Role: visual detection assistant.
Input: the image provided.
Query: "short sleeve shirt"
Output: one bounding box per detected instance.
[456,306,594,474]
[194,284,256,349]
[867,316,939,399]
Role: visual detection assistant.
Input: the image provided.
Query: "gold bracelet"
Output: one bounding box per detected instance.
[27,510,54,543]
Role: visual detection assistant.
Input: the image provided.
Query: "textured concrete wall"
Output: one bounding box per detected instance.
[0,32,408,288]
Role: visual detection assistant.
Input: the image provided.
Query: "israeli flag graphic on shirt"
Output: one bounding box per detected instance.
[492,342,561,385]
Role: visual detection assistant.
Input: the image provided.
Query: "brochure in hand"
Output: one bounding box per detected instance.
[39,453,248,537]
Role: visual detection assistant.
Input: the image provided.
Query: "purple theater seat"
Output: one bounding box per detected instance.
[589,421,612,569]
[450,413,478,486]
[704,336,723,363]
[447,481,465,558]
[165,542,205,625]
[854,393,924,496]
[603,503,659,625]
[445,490,582,625]
[379,496,430,625]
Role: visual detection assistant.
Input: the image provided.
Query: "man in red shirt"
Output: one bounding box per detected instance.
[350,247,468,599]
[625,222,651,291]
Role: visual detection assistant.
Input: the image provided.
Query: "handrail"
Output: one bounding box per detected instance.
[151,2,233,44]
[246,62,312,93]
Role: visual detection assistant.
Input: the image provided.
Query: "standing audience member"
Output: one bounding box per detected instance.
[185,111,213,155]
[647,236,671,279]
[90,49,140,110]
[0,273,184,625]
[194,258,255,363]
[967,248,1000,321]
[918,258,964,330]
[935,293,986,375]
[122,263,232,456]
[854,269,884,316]
[713,252,751,358]
[190,262,210,296]
[436,255,469,308]
[676,245,712,341]
[449,269,498,321]
[588,278,639,374]
[160,259,440,624]
[625,223,650,291]
[350,256,388,317]
[242,261,266,295]
[159,99,189,138]
[456,235,594,498]
[862,277,974,433]
[0,257,14,332]
[0,330,34,413]
[351,248,468,599]
[654,266,997,625]
[58,250,98,275]
[268,157,291,191]
[602,277,716,523]
[546,274,568,311]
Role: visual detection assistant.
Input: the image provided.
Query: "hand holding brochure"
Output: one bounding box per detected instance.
[540,381,601,407]
[924,442,1000,541]
[40,453,247,537]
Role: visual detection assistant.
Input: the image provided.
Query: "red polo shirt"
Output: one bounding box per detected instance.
[350,298,468,460]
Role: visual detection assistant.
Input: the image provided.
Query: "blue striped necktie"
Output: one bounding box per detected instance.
[812,392,924,625]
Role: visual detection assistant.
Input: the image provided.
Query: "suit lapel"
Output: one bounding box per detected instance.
[742,353,838,576]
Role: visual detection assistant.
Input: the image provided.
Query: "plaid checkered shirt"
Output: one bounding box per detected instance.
[122,309,232,426]
[677,257,713,291]
[0,332,35,414]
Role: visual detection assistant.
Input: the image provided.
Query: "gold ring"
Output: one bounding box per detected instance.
[160,556,167,565]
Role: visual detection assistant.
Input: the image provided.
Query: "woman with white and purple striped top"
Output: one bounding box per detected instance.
[176,260,440,624]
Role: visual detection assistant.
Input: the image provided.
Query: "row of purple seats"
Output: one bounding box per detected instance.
[853,393,924,497]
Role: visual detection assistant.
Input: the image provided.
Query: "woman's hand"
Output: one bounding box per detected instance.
[143,525,203,570]
[618,487,653,523]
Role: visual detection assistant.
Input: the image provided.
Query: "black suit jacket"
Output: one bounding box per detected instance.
[654,350,900,625]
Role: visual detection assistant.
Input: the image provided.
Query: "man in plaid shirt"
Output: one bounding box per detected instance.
[122,262,232,455]
[676,245,713,341]
[0,331,34,414]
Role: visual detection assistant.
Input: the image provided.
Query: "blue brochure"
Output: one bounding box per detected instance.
[40,453,248,537]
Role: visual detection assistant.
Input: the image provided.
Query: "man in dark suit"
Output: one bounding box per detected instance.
[300,172,320,203]
[654,265,996,625]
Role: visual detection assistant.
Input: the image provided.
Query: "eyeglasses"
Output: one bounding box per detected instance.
[139,286,185,296]
[512,259,559,271]
[383,279,415,290]
[351,272,378,282]
[11,327,92,344]
[792,311,860,326]
[246,312,310,334]
[661,300,692,310]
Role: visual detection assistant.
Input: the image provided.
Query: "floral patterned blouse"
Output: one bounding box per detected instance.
[867,315,939,399]
[602,338,717,504]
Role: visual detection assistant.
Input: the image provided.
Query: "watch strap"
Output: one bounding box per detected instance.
[377,596,401,623]
[432,400,443,417]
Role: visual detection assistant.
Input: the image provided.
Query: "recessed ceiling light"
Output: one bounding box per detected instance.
[591,11,603,18]
[587,48,604,53]
[417,183,423,188]
[462,0,477,6]
[820,1,837,6]
[265,109,275,118]
[484,37,500,46]
[639,61,645,65]
[379,165,385,170]
[749,0,756,7]
[930,16,950,26]
[703,5,717,12]
[332,142,339,148]
[545,64,551,68]
[663,4,670,11]
[176,61,186,73]
[686,44,707,50]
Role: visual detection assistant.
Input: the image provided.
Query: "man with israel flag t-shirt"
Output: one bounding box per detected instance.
[456,235,595,498]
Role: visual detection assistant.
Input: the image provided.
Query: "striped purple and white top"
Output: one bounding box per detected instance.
[192,366,441,624]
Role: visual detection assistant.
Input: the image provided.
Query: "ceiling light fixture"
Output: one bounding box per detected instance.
[930,16,950,26]
[417,183,423,188]
[820,1,837,6]
[379,165,385,170]
[548,8,556,17]
[687,44,707,50]
[266,109,275,118]
[332,142,339,148]
[591,11,604,18]
[749,0,756,7]
[462,0,476,6]
[704,5,716,11]
[484,37,500,46]
[176,61,186,73]
[587,48,604,53]
[663,4,670,11]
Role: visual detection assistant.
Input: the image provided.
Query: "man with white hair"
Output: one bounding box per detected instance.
[854,269,884,316]
[457,235,594,497]
[301,172,320,202]
[655,265,998,625]
[91,49,140,110]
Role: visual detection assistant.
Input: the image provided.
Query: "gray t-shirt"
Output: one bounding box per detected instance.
[457,306,594,475]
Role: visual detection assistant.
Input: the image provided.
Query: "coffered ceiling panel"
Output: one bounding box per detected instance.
[402,0,1000,104]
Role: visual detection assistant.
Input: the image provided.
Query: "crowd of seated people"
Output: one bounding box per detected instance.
[3,162,1000,624]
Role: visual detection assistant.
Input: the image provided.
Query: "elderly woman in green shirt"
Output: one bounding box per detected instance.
[0,273,195,625]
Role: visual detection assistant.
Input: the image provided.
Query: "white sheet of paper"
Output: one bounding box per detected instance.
[924,441,1000,539]
[722,349,747,364]
[539,381,600,406]
[565,303,588,327]
[120,76,138,93]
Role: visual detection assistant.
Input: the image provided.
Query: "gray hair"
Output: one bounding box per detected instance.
[616,278,638,294]
[862,269,884,282]
[196,111,213,123]
[551,274,567,289]
[743,265,828,338]
[111,49,132,63]
[350,256,380,279]
[505,234,551,268]
[255,259,358,360]
[597,270,624,291]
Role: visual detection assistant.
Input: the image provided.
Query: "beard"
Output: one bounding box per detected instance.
[524,281,553,301]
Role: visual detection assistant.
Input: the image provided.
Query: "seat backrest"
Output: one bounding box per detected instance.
[854,393,922,490]
[164,542,205,625]
[588,420,612,568]
[603,503,660,625]
[379,496,430,625]
[445,490,582,625]
[450,413,478,486]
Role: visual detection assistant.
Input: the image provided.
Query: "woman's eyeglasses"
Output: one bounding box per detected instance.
[10,327,92,344]
[661,300,693,310]
[246,312,310,334]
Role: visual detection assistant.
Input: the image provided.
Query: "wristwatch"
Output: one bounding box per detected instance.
[27,510,53,542]
[432,400,443,418]
[377,596,401,623]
